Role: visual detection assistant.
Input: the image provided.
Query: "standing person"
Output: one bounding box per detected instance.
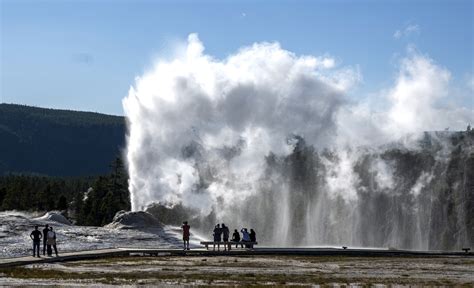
[213,224,222,251]
[30,226,42,257]
[241,228,251,248]
[47,227,58,257]
[221,223,230,251]
[42,224,49,256]
[182,221,190,250]
[249,229,257,248]
[231,229,241,248]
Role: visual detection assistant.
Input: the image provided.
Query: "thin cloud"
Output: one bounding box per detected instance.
[394,24,420,39]
[73,53,94,64]
[468,74,474,91]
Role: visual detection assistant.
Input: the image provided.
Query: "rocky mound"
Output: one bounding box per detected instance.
[145,203,196,226]
[35,211,72,225]
[106,210,162,229]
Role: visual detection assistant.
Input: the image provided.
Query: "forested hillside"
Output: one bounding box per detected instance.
[0,157,131,225]
[0,104,126,176]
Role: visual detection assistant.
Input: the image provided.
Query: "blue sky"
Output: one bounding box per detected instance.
[1,0,473,115]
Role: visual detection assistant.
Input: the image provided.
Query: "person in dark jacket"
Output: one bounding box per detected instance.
[213,224,222,251]
[182,221,190,250]
[231,229,241,248]
[221,223,230,251]
[221,224,229,241]
[249,229,256,248]
[30,226,42,257]
[42,224,49,256]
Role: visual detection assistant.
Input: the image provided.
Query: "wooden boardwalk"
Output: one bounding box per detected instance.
[0,247,472,268]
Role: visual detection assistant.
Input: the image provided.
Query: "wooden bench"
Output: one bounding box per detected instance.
[200,241,258,251]
[462,247,470,253]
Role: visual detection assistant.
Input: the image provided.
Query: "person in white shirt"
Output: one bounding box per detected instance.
[46,227,58,257]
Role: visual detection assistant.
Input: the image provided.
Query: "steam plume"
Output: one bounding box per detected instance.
[124,34,359,211]
[123,34,473,248]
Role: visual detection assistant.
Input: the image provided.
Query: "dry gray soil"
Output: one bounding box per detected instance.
[0,255,473,287]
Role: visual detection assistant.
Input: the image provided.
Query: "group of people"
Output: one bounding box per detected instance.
[181,221,257,251]
[213,224,256,251]
[29,224,59,257]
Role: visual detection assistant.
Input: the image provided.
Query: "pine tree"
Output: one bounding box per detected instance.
[1,186,20,210]
[57,195,68,211]
[76,157,131,226]
[108,157,131,211]
[0,187,6,208]
[42,184,56,211]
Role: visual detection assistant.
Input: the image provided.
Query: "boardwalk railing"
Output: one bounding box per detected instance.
[200,241,258,250]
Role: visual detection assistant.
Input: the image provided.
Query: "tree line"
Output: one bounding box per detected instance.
[0,157,130,226]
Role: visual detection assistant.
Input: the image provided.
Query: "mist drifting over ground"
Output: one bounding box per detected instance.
[123,34,474,249]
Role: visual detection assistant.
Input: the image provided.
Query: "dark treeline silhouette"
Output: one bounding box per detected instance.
[0,174,93,212]
[77,157,131,226]
[0,103,126,176]
[0,157,131,226]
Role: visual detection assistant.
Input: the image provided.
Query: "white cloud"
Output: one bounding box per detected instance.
[406,24,420,34]
[394,24,420,39]
[468,74,474,91]
[393,30,402,39]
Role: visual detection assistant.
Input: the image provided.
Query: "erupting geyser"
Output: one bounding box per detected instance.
[123,34,474,250]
